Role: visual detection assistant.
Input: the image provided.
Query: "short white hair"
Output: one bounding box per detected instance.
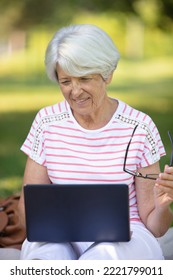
[45,24,120,82]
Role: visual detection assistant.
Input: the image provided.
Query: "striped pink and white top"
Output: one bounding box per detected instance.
[21,99,165,223]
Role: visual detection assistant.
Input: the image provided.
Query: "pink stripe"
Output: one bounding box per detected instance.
[103,127,132,133]
[124,155,141,161]
[48,175,131,183]
[39,148,44,158]
[48,168,125,175]
[158,145,164,151]
[45,138,144,148]
[29,132,34,138]
[143,154,150,165]
[144,145,150,153]
[42,159,46,166]
[160,152,166,157]
[46,153,141,162]
[46,154,124,162]
[58,102,61,112]
[156,132,160,138]
[126,147,143,154]
[44,131,135,140]
[130,209,138,213]
[130,140,145,146]
[130,218,140,222]
[46,161,135,169]
[26,137,32,145]
[65,100,68,111]
[47,161,125,168]
[44,107,48,115]
[130,201,137,207]
[23,144,31,150]
[45,137,143,147]
[50,125,81,132]
[143,114,147,122]
[44,138,130,148]
[136,111,140,118]
[52,105,55,114]
[123,103,127,114]
[32,124,36,130]
[45,146,128,155]
[129,108,133,116]
[129,188,135,196]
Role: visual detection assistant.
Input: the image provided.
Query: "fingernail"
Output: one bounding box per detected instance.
[165,166,171,173]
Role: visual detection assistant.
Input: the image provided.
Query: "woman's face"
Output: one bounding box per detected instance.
[56,64,112,118]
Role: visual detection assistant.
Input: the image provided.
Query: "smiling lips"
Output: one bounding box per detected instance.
[73,97,90,105]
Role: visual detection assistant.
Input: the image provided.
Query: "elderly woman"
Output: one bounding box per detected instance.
[19,24,173,260]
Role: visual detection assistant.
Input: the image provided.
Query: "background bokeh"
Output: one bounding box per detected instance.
[0,0,173,197]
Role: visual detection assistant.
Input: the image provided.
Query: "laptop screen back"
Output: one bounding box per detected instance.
[24,184,130,243]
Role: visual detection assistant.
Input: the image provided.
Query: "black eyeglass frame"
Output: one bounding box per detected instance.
[123,125,173,180]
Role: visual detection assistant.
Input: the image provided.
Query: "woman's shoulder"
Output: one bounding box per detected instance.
[38,100,67,116]
[32,100,70,128]
[117,99,153,128]
[35,100,68,119]
[116,100,155,130]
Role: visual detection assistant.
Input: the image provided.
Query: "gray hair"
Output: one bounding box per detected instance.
[45,24,120,82]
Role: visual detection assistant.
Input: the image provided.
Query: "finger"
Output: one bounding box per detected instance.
[155,178,173,190]
[164,165,173,174]
[155,183,173,192]
[159,166,173,181]
[154,184,173,201]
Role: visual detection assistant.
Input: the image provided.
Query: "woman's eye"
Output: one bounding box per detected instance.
[61,80,70,85]
[81,77,92,81]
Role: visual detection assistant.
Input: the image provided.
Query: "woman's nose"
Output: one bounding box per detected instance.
[71,80,83,97]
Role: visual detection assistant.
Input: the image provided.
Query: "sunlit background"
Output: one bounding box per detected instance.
[0,0,173,197]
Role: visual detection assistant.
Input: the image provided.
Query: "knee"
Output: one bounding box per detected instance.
[79,243,119,260]
[20,240,77,260]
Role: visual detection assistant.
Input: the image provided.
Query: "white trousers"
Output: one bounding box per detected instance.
[20,223,164,260]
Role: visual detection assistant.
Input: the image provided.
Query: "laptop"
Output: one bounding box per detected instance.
[24,184,130,243]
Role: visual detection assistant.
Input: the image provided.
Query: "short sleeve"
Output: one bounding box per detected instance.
[139,118,166,168]
[20,109,46,166]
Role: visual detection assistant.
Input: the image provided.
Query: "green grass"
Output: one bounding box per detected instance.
[0,57,173,197]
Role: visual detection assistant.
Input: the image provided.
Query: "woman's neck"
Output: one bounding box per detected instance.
[72,98,118,130]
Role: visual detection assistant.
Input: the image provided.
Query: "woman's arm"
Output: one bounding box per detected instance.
[135,161,173,237]
[18,157,51,227]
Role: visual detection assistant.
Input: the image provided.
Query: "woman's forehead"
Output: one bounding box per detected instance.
[56,64,97,79]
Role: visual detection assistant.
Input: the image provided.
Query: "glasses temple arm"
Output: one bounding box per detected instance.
[168,131,173,167]
[123,125,138,171]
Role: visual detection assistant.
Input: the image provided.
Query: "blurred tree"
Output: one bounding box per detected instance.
[0,0,74,35]
[161,0,173,19]
[0,0,172,35]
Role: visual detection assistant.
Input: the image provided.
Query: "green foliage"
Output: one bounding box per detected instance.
[0,0,173,35]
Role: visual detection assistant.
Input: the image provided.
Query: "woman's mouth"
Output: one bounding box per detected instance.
[74,97,90,105]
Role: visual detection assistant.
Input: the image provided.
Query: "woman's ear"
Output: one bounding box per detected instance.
[105,72,114,84]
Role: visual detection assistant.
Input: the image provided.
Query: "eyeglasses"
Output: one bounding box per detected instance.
[123,125,173,180]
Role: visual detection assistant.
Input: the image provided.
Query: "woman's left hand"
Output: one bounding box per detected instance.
[154,165,173,209]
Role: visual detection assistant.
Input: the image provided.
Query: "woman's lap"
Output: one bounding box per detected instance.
[20,223,164,260]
